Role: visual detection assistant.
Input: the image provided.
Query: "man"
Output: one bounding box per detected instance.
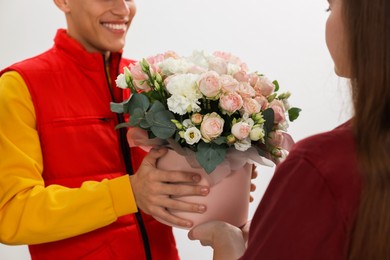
[0,0,208,259]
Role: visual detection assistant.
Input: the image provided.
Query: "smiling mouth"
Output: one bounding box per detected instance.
[101,22,127,31]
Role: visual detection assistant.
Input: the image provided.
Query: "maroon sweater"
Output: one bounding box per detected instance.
[242,122,361,260]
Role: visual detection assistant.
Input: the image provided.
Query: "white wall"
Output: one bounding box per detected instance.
[0,0,352,259]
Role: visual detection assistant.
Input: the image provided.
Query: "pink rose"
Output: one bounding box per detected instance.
[231,121,251,140]
[269,100,286,124]
[219,92,243,114]
[248,73,260,88]
[213,51,248,71]
[198,71,221,99]
[237,82,256,98]
[255,76,275,97]
[232,70,249,83]
[268,130,285,148]
[128,63,151,92]
[220,75,239,92]
[242,98,261,115]
[200,112,224,142]
[191,113,203,125]
[254,96,269,110]
[209,57,228,75]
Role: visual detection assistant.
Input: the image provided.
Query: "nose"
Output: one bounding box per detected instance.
[112,0,131,16]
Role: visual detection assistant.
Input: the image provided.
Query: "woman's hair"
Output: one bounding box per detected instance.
[344,0,390,258]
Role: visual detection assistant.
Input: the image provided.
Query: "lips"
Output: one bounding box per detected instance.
[101,22,128,31]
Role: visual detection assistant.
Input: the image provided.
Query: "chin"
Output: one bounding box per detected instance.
[334,66,351,79]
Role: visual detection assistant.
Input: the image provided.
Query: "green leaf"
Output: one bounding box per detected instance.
[129,107,146,127]
[262,108,275,134]
[196,142,226,174]
[144,102,176,139]
[213,136,227,145]
[114,122,132,130]
[272,80,280,92]
[149,110,176,139]
[288,107,302,122]
[128,93,150,115]
[110,97,131,114]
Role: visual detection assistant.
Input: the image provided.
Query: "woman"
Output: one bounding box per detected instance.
[188,0,390,259]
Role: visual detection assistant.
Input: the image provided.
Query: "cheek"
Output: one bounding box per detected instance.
[129,3,137,20]
[325,16,350,77]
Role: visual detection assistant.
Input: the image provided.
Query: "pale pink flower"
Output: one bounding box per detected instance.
[198,71,221,99]
[128,63,151,91]
[213,51,248,71]
[255,76,275,97]
[269,99,286,124]
[208,57,228,75]
[268,130,285,148]
[231,121,251,140]
[237,82,256,98]
[242,98,261,115]
[248,73,260,88]
[220,75,239,92]
[200,112,224,142]
[191,113,203,125]
[254,96,269,110]
[232,70,249,83]
[219,92,243,114]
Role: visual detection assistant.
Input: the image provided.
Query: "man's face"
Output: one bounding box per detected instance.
[64,0,136,54]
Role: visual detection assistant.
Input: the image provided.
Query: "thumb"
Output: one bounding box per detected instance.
[144,147,168,166]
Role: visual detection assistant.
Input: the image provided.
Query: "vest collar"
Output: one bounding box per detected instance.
[53,29,122,71]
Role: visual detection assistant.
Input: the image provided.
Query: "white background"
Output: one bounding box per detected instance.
[0,0,352,259]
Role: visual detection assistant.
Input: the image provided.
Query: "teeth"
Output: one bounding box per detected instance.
[102,23,126,30]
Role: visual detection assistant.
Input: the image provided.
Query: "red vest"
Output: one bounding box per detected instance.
[2,29,179,260]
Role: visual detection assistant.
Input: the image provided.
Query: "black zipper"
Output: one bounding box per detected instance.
[103,55,152,260]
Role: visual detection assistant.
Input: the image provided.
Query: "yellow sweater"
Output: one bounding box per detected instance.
[0,71,138,245]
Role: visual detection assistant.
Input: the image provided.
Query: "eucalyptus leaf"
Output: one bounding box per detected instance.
[110,97,131,114]
[146,109,176,139]
[128,93,150,115]
[213,136,227,145]
[262,108,275,134]
[114,122,132,130]
[288,107,302,122]
[129,107,146,127]
[196,142,226,174]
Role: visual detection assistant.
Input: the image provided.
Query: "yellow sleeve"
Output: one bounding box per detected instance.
[0,71,138,245]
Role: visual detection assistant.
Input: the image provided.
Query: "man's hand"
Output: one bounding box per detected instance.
[188,221,246,260]
[130,147,210,228]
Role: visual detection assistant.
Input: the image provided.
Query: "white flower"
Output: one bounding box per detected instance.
[184,127,202,145]
[249,125,265,142]
[227,63,242,75]
[234,137,252,151]
[115,73,128,89]
[188,50,211,69]
[166,74,202,115]
[159,57,194,75]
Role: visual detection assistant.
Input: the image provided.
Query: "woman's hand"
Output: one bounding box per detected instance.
[129,147,209,228]
[188,221,246,260]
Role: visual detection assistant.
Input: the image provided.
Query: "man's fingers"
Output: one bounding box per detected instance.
[161,183,209,197]
[156,170,202,184]
[150,207,194,228]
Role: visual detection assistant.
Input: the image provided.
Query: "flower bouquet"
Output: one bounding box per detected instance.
[111,50,300,228]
